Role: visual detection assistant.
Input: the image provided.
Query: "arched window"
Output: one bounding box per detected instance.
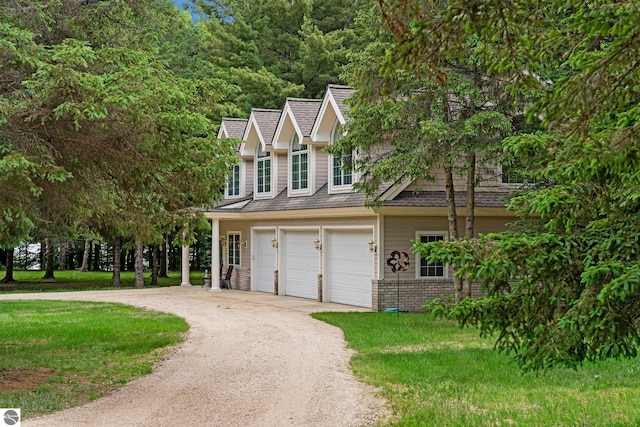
[331,123,352,187]
[256,145,271,194]
[290,133,308,190]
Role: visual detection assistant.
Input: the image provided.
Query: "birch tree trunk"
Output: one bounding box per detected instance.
[79,239,90,272]
[444,165,463,303]
[134,239,144,288]
[112,238,122,288]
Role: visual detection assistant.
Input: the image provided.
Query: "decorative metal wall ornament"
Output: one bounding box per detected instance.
[386,251,410,315]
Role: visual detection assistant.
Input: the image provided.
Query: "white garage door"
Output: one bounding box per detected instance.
[254,229,276,293]
[325,230,373,308]
[282,230,319,300]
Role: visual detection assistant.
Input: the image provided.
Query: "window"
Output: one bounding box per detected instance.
[290,133,308,191]
[501,163,535,185]
[227,233,241,266]
[256,146,271,194]
[226,164,240,197]
[419,234,445,277]
[331,123,353,187]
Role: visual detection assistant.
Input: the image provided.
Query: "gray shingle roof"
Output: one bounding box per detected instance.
[382,191,509,208]
[252,109,282,146]
[220,118,248,140]
[286,98,322,137]
[210,187,509,214]
[327,84,355,117]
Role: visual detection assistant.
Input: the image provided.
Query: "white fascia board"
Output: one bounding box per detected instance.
[378,178,414,201]
[310,90,334,142]
[272,103,301,151]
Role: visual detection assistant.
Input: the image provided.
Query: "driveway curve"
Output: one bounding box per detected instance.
[0,286,386,426]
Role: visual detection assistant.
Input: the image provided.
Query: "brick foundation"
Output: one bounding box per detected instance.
[372,278,482,312]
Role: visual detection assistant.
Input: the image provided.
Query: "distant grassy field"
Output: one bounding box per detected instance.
[0,300,189,419]
[0,270,204,292]
[314,312,640,426]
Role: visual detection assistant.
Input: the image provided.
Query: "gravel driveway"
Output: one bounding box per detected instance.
[0,287,387,426]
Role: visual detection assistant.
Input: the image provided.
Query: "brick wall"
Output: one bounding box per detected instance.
[372,279,482,312]
[233,266,251,291]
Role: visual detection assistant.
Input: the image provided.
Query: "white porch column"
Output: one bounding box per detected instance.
[210,219,222,291]
[180,245,191,286]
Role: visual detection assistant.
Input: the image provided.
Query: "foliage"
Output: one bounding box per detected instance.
[314,312,640,426]
[382,0,640,370]
[195,0,363,111]
[0,0,235,256]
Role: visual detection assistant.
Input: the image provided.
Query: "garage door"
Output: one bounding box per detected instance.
[325,230,373,308]
[254,229,276,293]
[282,230,319,300]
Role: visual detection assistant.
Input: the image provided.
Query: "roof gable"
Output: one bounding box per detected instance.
[272,98,322,150]
[239,108,282,156]
[310,84,355,143]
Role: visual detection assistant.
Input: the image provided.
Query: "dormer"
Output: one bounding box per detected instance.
[218,118,248,199]
[240,109,282,200]
[310,85,357,194]
[272,98,323,197]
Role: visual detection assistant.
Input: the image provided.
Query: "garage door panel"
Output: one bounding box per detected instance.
[255,230,275,293]
[326,230,372,308]
[282,230,318,300]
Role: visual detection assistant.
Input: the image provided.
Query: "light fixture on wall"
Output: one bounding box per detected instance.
[220,236,227,247]
[368,240,377,253]
[241,237,248,248]
[314,239,322,251]
[271,237,278,249]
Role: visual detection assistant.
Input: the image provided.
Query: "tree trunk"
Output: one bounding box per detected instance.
[1,249,15,283]
[43,238,55,279]
[59,240,68,270]
[159,239,168,277]
[40,240,46,271]
[127,249,135,272]
[79,239,90,272]
[462,152,476,299]
[444,165,463,303]
[112,237,122,288]
[92,242,101,271]
[150,244,159,286]
[134,240,144,288]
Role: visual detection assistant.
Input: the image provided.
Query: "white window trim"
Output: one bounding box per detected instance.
[289,132,310,195]
[225,163,242,199]
[415,231,448,279]
[328,120,354,194]
[255,145,274,199]
[227,232,242,266]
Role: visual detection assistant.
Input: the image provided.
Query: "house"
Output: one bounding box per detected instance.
[183,84,517,311]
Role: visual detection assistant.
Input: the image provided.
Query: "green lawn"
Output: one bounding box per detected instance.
[313,312,640,426]
[0,300,189,419]
[0,270,204,292]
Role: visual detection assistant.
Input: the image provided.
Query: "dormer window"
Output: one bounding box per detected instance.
[256,146,271,194]
[226,164,240,197]
[330,123,353,190]
[290,133,308,191]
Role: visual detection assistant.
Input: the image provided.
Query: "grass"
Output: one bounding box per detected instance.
[313,312,640,426]
[0,270,205,292]
[0,300,189,419]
